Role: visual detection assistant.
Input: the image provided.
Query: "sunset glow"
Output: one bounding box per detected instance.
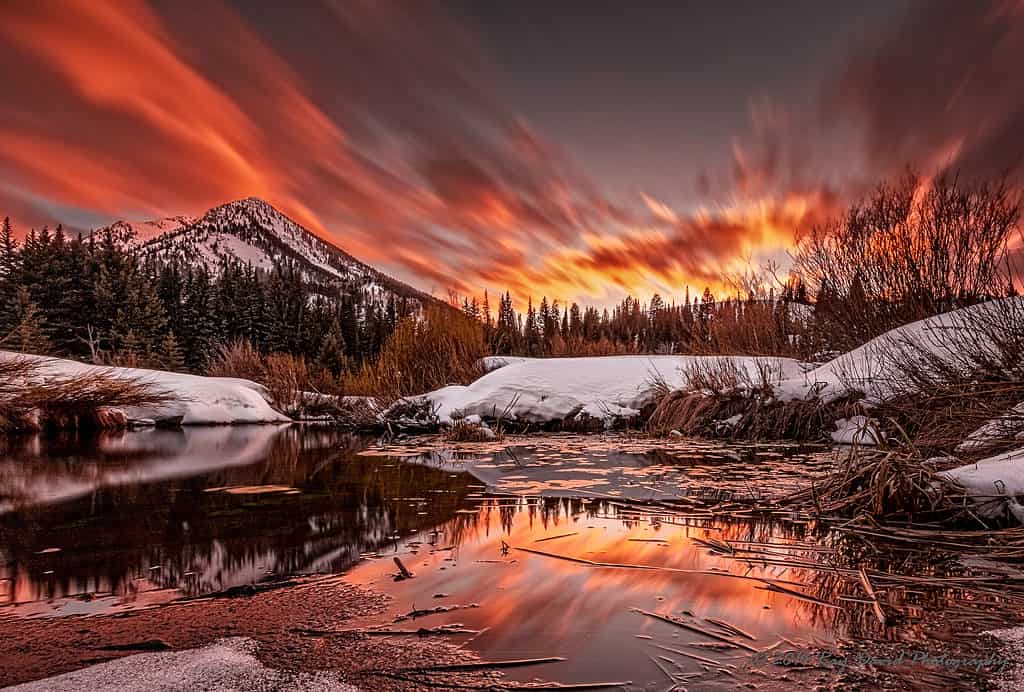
[1,0,1021,305]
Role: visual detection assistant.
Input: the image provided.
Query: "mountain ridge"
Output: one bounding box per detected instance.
[100,197,440,308]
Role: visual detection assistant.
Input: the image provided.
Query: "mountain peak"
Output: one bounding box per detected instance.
[201,197,287,223]
[131,197,438,309]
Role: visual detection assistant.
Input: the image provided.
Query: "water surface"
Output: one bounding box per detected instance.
[1,426,848,688]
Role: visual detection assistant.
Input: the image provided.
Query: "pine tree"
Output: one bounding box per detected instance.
[0,217,18,336]
[155,331,186,372]
[317,317,348,376]
[482,291,492,328]
[0,217,15,278]
[4,287,52,355]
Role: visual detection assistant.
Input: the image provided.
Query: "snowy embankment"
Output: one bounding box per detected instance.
[417,299,1022,433]
[408,299,1024,521]
[415,355,806,426]
[0,351,288,425]
[775,298,1022,404]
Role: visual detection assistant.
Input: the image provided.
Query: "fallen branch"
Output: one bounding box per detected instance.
[534,532,579,543]
[630,609,758,652]
[515,546,809,587]
[393,556,414,580]
[756,582,843,610]
[858,567,888,626]
[390,657,566,673]
[703,617,756,641]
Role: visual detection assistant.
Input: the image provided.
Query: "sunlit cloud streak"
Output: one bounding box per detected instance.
[0,0,1020,306]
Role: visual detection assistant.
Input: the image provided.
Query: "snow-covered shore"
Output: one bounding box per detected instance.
[775,298,1024,404]
[422,355,806,426]
[0,351,289,425]
[409,299,1024,522]
[418,299,1024,431]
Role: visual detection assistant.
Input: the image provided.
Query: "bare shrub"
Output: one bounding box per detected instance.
[680,357,782,398]
[793,171,1021,351]
[207,340,266,382]
[263,352,311,416]
[858,298,1024,455]
[345,306,486,401]
[681,358,748,395]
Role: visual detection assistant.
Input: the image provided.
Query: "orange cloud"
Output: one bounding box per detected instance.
[476,191,839,306]
[0,0,818,306]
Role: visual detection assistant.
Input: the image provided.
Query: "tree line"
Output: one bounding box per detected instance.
[2,170,1018,386]
[0,220,417,374]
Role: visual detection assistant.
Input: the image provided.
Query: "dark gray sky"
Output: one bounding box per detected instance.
[453,1,902,206]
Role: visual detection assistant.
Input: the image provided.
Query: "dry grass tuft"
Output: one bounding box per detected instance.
[647,389,849,441]
[444,420,501,442]
[345,306,486,402]
[1,357,173,432]
[787,447,967,524]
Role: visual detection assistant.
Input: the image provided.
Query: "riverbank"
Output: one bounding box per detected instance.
[0,351,288,433]
[0,575,497,691]
[1,572,1011,691]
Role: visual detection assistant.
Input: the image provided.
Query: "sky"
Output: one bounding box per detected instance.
[1,0,1022,306]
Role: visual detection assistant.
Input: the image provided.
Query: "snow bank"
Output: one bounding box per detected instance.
[941,447,1024,522]
[958,401,1024,455]
[775,298,1023,404]
[0,351,289,425]
[423,300,1023,429]
[421,355,805,426]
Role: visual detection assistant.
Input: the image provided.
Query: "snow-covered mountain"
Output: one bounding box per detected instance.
[102,215,197,245]
[101,198,435,305]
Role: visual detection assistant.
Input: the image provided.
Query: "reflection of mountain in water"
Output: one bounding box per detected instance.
[0,427,476,606]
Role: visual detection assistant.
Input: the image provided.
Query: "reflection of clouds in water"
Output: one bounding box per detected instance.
[346,497,844,685]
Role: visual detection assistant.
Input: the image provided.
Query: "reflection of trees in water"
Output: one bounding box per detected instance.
[440,497,596,548]
[4,429,977,640]
[0,427,477,603]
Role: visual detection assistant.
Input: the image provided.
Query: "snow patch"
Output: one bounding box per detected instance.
[774,298,1024,404]
[421,355,804,427]
[830,416,880,446]
[1,351,289,425]
[941,446,1024,522]
[958,401,1024,455]
[2,637,358,692]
